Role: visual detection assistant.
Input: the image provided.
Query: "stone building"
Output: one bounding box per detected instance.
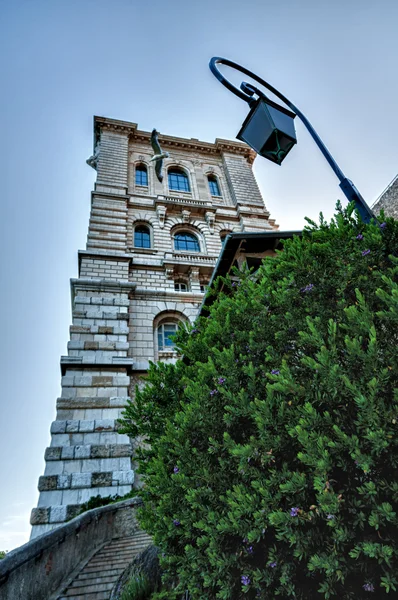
[30,116,277,538]
[372,174,398,219]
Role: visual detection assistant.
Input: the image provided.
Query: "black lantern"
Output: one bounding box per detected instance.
[237,98,297,165]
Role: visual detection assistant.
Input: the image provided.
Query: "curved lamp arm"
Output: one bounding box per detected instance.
[209,57,374,223]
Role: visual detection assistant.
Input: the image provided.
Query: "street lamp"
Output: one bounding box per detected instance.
[209,57,374,223]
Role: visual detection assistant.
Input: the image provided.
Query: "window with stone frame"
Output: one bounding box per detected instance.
[174,232,200,252]
[157,322,178,351]
[168,168,190,192]
[134,224,151,248]
[174,280,189,292]
[208,174,221,197]
[135,164,148,187]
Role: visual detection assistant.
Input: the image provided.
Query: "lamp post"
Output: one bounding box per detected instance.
[209,57,375,223]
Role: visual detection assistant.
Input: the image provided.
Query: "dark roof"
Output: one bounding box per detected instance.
[199,229,302,315]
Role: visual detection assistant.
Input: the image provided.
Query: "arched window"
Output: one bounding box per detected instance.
[134,225,151,248]
[157,322,178,351]
[168,168,190,192]
[135,164,148,187]
[208,174,221,197]
[174,232,200,252]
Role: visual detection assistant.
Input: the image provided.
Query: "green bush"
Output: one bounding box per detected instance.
[120,204,398,599]
[120,572,152,600]
[0,550,7,560]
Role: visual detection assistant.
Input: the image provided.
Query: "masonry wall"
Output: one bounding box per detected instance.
[30,117,277,538]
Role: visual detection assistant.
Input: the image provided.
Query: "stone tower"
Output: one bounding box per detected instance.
[30,117,277,538]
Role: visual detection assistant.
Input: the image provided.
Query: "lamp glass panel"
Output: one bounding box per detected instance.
[267,105,296,140]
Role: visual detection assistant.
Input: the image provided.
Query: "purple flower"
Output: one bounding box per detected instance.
[210,389,218,396]
[363,583,375,592]
[271,369,280,375]
[362,249,371,256]
[356,233,364,240]
[300,283,314,293]
[241,575,251,586]
[173,466,179,474]
[327,514,335,520]
[173,519,180,527]
[380,222,387,229]
[218,377,226,385]
[290,507,299,517]
[232,282,237,288]
[246,545,254,554]
[269,561,277,568]
[191,328,199,335]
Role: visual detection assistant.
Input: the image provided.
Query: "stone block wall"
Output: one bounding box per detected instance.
[222,152,265,207]
[373,175,398,219]
[30,281,136,538]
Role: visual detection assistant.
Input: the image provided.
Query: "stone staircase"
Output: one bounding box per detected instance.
[57,531,152,600]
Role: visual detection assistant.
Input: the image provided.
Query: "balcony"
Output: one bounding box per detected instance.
[156,194,212,213]
[163,251,218,266]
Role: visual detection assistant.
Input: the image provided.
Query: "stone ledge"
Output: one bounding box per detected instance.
[44,444,133,461]
[38,470,134,491]
[71,278,136,297]
[50,419,118,435]
[56,396,130,409]
[60,357,133,375]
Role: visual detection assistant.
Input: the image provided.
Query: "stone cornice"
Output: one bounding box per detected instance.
[70,278,136,299]
[93,116,256,164]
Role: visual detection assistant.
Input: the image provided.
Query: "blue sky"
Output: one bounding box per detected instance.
[1,0,398,551]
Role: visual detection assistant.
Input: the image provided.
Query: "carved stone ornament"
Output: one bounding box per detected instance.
[181,209,191,223]
[189,267,200,282]
[205,211,215,234]
[165,267,174,279]
[138,155,145,161]
[156,205,167,228]
[86,142,100,171]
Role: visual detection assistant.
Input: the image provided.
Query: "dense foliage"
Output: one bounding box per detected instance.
[120,204,398,599]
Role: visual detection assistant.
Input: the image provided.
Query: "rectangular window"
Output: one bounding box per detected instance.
[136,167,148,187]
[158,323,178,350]
[174,282,188,292]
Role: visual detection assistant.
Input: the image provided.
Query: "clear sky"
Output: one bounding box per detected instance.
[1,0,398,551]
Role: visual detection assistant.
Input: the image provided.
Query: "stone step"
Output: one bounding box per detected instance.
[103,533,151,545]
[71,576,121,589]
[98,539,150,550]
[64,581,115,595]
[58,593,110,600]
[91,546,148,560]
[76,568,124,581]
[57,533,152,600]
[83,560,137,571]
